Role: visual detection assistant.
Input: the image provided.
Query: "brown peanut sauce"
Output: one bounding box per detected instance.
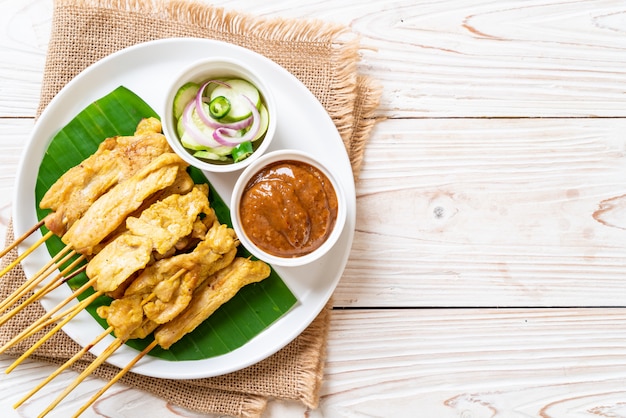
[239,160,338,258]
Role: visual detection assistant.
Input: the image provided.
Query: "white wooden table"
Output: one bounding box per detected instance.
[2,0,626,417]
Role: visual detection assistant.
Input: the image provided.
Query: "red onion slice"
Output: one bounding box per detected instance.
[181,100,222,148]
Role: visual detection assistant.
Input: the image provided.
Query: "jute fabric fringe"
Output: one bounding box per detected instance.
[0,0,381,416]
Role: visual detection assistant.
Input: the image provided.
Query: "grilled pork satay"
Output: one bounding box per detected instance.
[124,222,237,299]
[126,247,238,340]
[126,184,211,255]
[40,118,172,237]
[62,152,186,255]
[89,168,197,256]
[85,185,213,294]
[154,257,271,349]
[97,222,239,340]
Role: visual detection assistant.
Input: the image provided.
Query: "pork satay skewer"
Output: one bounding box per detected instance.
[154,257,271,349]
[0,153,189,331]
[3,189,213,359]
[1,118,168,264]
[1,266,168,361]
[24,248,244,413]
[0,219,45,260]
[97,223,238,341]
[6,202,215,359]
[1,118,190,318]
[1,118,171,279]
[22,152,183,302]
[40,117,171,238]
[0,160,185,326]
[51,257,270,418]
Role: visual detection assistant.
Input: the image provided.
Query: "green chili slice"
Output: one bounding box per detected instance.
[208,96,231,119]
[232,141,254,163]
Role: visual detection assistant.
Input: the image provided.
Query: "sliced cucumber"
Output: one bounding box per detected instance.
[210,79,261,122]
[193,150,229,161]
[173,82,200,119]
[180,131,206,151]
[181,130,233,156]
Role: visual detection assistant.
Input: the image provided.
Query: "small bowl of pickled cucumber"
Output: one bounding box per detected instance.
[163,57,277,173]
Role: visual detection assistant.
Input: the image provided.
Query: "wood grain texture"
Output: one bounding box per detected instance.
[2,0,626,118]
[0,0,50,117]
[335,117,626,307]
[319,309,626,418]
[0,119,31,249]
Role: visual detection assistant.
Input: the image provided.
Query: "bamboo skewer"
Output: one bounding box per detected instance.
[5,290,104,373]
[26,289,102,337]
[0,219,45,259]
[0,276,96,355]
[0,256,86,328]
[0,230,55,279]
[21,253,86,309]
[73,339,158,417]
[38,337,125,418]
[13,326,114,410]
[0,244,73,312]
[0,247,77,316]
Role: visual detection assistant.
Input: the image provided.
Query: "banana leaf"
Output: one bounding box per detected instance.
[34,86,297,360]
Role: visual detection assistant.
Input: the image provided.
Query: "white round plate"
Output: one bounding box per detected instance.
[13,38,355,379]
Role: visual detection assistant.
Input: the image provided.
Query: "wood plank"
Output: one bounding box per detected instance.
[335,117,626,307]
[320,308,626,417]
[0,118,31,249]
[1,0,626,118]
[0,0,50,117]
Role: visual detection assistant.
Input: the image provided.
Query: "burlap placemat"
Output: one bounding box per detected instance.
[0,0,381,416]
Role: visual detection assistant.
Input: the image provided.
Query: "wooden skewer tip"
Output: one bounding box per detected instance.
[72,339,158,417]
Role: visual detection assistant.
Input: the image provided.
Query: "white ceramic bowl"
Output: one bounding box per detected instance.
[162,57,276,173]
[231,149,347,267]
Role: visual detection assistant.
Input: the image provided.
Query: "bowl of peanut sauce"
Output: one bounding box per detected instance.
[230,149,346,267]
